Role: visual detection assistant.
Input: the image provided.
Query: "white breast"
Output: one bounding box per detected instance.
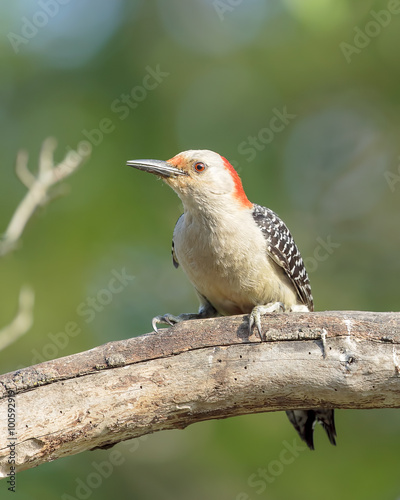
[173,207,299,315]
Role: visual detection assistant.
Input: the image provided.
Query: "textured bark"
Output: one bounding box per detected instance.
[0,311,399,477]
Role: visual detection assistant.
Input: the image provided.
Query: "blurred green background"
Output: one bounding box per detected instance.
[1,0,400,499]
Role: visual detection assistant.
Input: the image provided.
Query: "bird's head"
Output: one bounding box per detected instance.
[127,150,252,210]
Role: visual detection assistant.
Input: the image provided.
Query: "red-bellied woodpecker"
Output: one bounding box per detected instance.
[127,149,336,450]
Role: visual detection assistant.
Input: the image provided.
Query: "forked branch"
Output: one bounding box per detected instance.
[0,137,90,257]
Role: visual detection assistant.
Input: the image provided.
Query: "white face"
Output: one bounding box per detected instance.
[166,149,236,198]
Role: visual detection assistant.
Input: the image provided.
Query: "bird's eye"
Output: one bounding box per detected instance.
[193,162,206,173]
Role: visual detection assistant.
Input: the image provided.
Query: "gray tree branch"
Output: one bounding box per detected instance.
[0,138,90,353]
[0,310,399,478]
[1,137,89,257]
[0,286,34,351]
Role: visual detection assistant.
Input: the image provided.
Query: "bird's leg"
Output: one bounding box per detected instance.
[152,300,217,332]
[249,302,286,340]
[250,303,310,340]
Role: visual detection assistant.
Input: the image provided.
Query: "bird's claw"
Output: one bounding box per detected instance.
[249,302,285,341]
[151,313,181,333]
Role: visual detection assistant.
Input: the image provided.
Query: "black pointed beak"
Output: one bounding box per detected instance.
[126,159,187,178]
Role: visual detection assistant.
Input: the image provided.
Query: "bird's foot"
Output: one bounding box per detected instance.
[152,312,202,333]
[249,302,285,341]
[152,313,180,332]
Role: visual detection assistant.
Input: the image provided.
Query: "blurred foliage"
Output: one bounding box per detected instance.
[1,0,400,499]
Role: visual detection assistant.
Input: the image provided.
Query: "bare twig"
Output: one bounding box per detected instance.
[0,310,399,476]
[0,138,90,351]
[15,151,35,189]
[0,286,35,351]
[0,138,90,256]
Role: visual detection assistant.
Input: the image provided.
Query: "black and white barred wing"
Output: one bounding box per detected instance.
[251,204,314,311]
